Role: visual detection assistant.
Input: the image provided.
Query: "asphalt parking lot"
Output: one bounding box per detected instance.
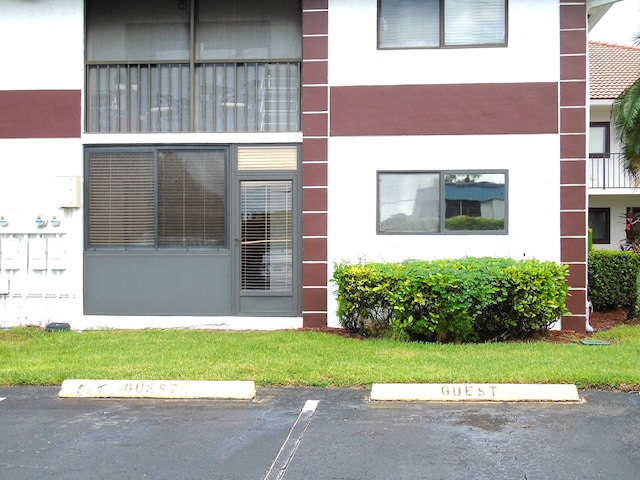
[1,386,639,480]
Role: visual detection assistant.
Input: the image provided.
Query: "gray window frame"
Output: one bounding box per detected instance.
[377,0,508,50]
[588,207,610,245]
[84,145,230,251]
[377,170,508,235]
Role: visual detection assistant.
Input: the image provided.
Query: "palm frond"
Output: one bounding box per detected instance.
[612,77,640,177]
[613,79,640,130]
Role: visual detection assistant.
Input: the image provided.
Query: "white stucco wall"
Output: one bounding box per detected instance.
[328,0,559,86]
[0,0,567,330]
[0,1,82,328]
[0,1,306,330]
[326,134,561,326]
[589,195,640,250]
[324,0,566,326]
[0,139,84,327]
[0,0,84,91]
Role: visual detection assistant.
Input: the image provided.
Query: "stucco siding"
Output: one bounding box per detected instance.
[328,0,559,87]
[326,134,561,326]
[0,0,84,91]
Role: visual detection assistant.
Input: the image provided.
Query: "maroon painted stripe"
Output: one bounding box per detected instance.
[330,83,559,136]
[0,90,81,139]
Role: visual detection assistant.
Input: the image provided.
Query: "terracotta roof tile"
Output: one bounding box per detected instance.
[590,41,640,100]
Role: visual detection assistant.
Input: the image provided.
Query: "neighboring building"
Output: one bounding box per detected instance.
[588,40,640,250]
[0,1,615,333]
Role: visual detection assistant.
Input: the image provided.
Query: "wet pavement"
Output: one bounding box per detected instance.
[0,386,639,479]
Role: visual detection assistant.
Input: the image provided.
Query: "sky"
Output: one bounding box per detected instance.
[589,0,640,46]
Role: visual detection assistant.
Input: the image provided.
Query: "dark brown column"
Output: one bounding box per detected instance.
[559,1,588,333]
[301,0,329,327]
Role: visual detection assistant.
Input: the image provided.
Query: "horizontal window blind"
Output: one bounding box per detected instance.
[379,0,506,48]
[88,151,155,246]
[379,0,440,48]
[237,145,297,170]
[444,0,505,46]
[241,181,293,291]
[158,150,227,247]
[87,148,228,248]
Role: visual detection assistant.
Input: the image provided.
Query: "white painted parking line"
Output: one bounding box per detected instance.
[262,400,319,480]
[0,397,5,402]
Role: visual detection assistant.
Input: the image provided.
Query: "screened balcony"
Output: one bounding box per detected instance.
[589,153,638,190]
[86,62,300,133]
[85,0,302,134]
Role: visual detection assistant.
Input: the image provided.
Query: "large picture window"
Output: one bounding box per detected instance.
[85,0,301,133]
[378,171,507,234]
[378,0,507,49]
[87,147,227,248]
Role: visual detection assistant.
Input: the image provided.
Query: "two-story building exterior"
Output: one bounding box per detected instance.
[588,40,640,250]
[0,1,616,333]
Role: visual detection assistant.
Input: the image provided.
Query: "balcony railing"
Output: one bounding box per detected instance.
[589,153,638,189]
[86,62,300,134]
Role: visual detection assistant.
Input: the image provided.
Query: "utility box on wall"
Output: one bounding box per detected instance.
[55,176,81,208]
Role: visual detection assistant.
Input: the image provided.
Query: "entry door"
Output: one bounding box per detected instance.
[237,178,298,315]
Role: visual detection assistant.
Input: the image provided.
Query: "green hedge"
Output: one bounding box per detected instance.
[332,257,569,343]
[588,250,640,312]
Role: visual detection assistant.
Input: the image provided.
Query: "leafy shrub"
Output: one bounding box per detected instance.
[332,257,569,343]
[588,250,640,313]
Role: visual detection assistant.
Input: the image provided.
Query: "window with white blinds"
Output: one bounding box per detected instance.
[378,0,506,49]
[240,181,293,291]
[87,148,227,248]
[237,145,298,170]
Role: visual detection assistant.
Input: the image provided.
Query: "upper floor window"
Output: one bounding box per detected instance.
[85,0,301,133]
[378,0,507,49]
[589,122,610,157]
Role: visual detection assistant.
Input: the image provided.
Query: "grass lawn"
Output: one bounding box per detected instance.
[0,325,638,390]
